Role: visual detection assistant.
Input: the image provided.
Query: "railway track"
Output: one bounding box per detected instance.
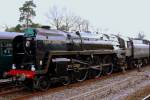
[0,79,11,86]
[0,65,149,100]
[0,87,23,97]
[67,74,150,100]
[0,80,24,98]
[0,81,11,88]
[0,68,127,100]
[143,95,150,100]
[123,78,150,100]
[0,80,14,92]
[4,66,149,100]
[0,73,121,100]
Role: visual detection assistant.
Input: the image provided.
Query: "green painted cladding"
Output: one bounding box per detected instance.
[0,40,13,77]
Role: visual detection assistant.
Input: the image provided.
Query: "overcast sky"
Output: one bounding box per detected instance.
[0,0,150,39]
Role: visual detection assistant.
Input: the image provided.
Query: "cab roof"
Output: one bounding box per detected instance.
[0,32,24,39]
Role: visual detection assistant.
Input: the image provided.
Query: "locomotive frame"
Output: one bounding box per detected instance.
[6,27,150,91]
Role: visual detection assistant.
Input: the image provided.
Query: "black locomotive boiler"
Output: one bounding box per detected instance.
[7,27,122,90]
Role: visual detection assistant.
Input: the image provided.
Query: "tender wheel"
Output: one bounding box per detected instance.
[143,59,148,66]
[137,60,143,72]
[103,56,113,75]
[75,65,88,82]
[145,59,148,65]
[36,77,50,91]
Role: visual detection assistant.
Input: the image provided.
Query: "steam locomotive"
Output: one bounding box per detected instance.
[6,27,150,91]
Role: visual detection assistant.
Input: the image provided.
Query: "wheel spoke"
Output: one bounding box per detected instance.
[90,64,103,78]
[103,56,114,75]
[36,77,50,91]
[104,64,113,75]
[75,68,88,82]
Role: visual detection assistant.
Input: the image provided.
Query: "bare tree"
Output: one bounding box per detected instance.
[61,8,78,31]
[137,31,145,39]
[80,19,90,32]
[46,6,63,30]
[46,6,91,32]
[56,8,77,31]
[73,16,82,31]
[74,17,90,32]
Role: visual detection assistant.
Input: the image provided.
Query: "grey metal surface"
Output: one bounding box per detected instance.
[0,32,24,39]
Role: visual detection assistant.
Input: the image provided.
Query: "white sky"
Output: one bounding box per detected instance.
[0,0,150,39]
